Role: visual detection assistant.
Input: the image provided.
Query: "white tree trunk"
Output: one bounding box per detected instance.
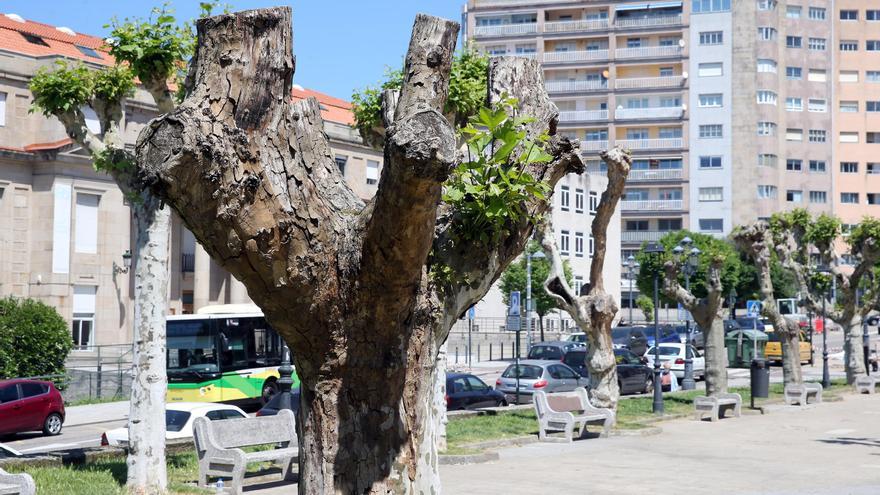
[433,342,448,453]
[842,318,866,384]
[126,196,171,494]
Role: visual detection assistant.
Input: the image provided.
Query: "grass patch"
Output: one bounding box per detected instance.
[445,410,537,451]
[65,395,127,407]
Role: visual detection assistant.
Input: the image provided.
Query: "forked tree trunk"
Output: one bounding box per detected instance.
[136,8,583,493]
[780,331,803,385]
[126,196,171,494]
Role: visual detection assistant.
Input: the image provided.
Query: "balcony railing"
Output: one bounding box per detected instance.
[628,168,683,181]
[558,110,609,122]
[616,138,684,150]
[545,80,608,93]
[615,46,682,60]
[620,199,684,211]
[615,106,684,120]
[621,230,668,243]
[580,140,609,152]
[543,49,609,63]
[615,14,683,29]
[473,23,538,37]
[543,19,610,34]
[489,52,538,59]
[615,76,685,90]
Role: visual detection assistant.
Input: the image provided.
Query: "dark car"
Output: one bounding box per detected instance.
[735,317,766,331]
[560,348,652,395]
[724,319,741,334]
[256,387,301,417]
[527,341,586,362]
[612,327,649,356]
[644,325,683,348]
[0,379,65,437]
[446,373,506,410]
[674,324,705,349]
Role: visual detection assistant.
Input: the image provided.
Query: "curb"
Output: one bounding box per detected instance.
[611,426,662,437]
[439,451,500,465]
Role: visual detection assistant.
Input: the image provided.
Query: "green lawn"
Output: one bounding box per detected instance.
[65,395,128,407]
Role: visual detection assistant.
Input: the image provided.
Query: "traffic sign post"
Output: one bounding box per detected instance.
[467,307,475,369]
[509,291,521,404]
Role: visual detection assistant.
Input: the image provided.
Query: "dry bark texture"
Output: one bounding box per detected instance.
[136,8,582,494]
[539,147,630,409]
[732,223,803,386]
[663,259,728,395]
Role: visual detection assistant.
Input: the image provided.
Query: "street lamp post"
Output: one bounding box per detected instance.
[526,250,546,351]
[643,241,666,414]
[276,344,295,412]
[623,255,640,324]
[673,237,700,391]
[817,267,832,388]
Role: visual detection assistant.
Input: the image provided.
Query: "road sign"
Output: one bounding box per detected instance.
[506,316,521,332]
[468,306,475,320]
[746,300,761,317]
[509,291,521,316]
[677,303,692,322]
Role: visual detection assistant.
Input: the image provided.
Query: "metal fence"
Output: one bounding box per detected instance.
[25,344,135,403]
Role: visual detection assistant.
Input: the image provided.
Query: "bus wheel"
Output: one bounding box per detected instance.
[261,380,279,406]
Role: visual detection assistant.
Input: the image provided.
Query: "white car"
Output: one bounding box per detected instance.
[564,332,587,344]
[101,402,248,446]
[644,343,705,380]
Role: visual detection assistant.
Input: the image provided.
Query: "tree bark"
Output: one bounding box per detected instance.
[539,147,630,409]
[136,8,582,493]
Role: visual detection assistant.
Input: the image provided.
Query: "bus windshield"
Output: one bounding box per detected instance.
[167,320,219,376]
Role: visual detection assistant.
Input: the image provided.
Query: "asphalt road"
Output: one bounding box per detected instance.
[1,418,127,455]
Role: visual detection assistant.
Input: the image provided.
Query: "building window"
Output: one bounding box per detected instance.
[692,0,731,13]
[786,128,803,141]
[786,5,801,18]
[840,162,859,173]
[573,276,584,296]
[72,285,97,351]
[699,187,723,202]
[757,0,777,11]
[699,31,723,45]
[786,36,802,48]
[841,193,859,204]
[74,193,100,254]
[840,10,858,20]
[658,127,682,139]
[840,132,859,143]
[785,97,803,112]
[560,185,570,211]
[589,236,594,256]
[757,27,777,41]
[658,218,682,231]
[366,160,379,185]
[786,159,802,171]
[808,38,826,51]
[786,67,802,80]
[840,40,858,51]
[868,41,880,51]
[699,125,723,139]
[626,220,649,231]
[659,67,674,77]
[808,69,827,82]
[334,155,347,175]
[840,101,859,112]
[869,194,880,205]
[559,230,570,255]
[82,106,101,134]
[808,99,827,112]
[574,232,584,258]
[809,160,826,172]
[869,10,880,21]
[758,185,778,199]
[809,130,826,142]
[0,92,5,127]
[699,219,723,232]
[758,154,778,167]
[839,71,858,83]
[757,91,777,105]
[868,133,880,144]
[698,62,723,77]
[699,94,723,107]
[757,59,777,73]
[868,102,880,112]
[574,188,584,214]
[808,7,825,20]
[786,190,803,203]
[809,191,827,203]
[625,189,649,201]
[700,156,722,169]
[757,121,777,136]
[870,72,880,83]
[658,188,682,200]
[867,163,880,174]
[589,191,598,214]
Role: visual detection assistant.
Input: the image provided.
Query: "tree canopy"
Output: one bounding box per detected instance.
[0,298,72,381]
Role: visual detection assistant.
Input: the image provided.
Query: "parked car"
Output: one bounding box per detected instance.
[735,317,766,332]
[613,349,654,395]
[764,330,813,365]
[101,402,247,446]
[645,343,706,380]
[495,360,589,404]
[256,387,301,417]
[644,325,683,348]
[446,373,507,410]
[0,379,65,437]
[724,319,741,334]
[527,341,586,362]
[611,327,649,356]
[563,332,587,344]
[674,324,705,349]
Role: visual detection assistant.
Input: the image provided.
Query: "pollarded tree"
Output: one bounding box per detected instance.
[29,5,215,493]
[136,8,584,493]
[733,222,803,386]
[538,148,631,409]
[768,210,880,383]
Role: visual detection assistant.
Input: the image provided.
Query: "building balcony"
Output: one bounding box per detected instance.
[543,19,610,34]
[620,199,684,211]
[489,52,538,60]
[615,76,685,90]
[615,46,683,60]
[474,23,538,37]
[558,110,609,123]
[580,140,609,152]
[545,80,608,93]
[616,138,684,150]
[621,230,668,243]
[614,14,683,30]
[615,106,684,120]
[543,49,609,64]
[628,168,683,181]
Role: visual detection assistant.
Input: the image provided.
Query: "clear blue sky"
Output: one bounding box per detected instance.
[3,0,464,101]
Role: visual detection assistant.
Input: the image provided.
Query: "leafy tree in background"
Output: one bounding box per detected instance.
[636,295,654,323]
[0,298,72,382]
[499,241,572,341]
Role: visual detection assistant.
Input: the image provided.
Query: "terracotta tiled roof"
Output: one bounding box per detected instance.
[0,13,112,64]
[0,138,75,155]
[292,86,355,126]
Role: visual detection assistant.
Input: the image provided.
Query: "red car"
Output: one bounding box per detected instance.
[0,379,65,437]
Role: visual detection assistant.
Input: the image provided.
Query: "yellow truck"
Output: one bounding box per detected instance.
[764,329,813,365]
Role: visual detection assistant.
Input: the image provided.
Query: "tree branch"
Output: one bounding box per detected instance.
[141,74,177,115]
[590,147,629,291]
[538,215,578,314]
[662,261,698,312]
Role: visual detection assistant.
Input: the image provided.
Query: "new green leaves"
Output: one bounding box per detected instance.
[105,3,194,83]
[30,61,100,116]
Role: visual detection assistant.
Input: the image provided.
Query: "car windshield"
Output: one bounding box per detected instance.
[563,351,586,368]
[568,333,586,343]
[502,365,543,379]
[167,320,219,375]
[652,346,680,356]
[612,328,631,340]
[166,410,192,432]
[528,346,562,360]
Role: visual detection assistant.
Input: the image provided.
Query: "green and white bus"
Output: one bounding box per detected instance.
[166,304,299,404]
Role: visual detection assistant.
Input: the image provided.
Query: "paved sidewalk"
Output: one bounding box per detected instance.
[442,393,880,495]
[64,400,129,427]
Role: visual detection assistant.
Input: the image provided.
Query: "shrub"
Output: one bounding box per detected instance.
[0,297,73,380]
[636,295,655,323]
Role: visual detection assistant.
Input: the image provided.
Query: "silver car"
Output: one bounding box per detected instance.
[495,360,589,404]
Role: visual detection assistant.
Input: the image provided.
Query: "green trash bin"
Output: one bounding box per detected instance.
[725,329,768,368]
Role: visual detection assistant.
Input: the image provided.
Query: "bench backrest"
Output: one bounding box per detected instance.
[546,394,582,412]
[194,409,296,452]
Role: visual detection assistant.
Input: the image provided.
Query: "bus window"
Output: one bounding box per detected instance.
[251,321,282,366]
[218,318,250,371]
[167,320,218,374]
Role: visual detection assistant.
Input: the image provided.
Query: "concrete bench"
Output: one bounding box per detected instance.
[193,409,298,495]
[533,388,614,442]
[693,393,742,422]
[855,375,880,394]
[0,468,35,495]
[784,382,823,406]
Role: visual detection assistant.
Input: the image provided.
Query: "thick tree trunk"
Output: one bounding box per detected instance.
[584,306,619,406]
[842,319,866,384]
[126,195,170,494]
[780,330,803,386]
[700,317,727,395]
